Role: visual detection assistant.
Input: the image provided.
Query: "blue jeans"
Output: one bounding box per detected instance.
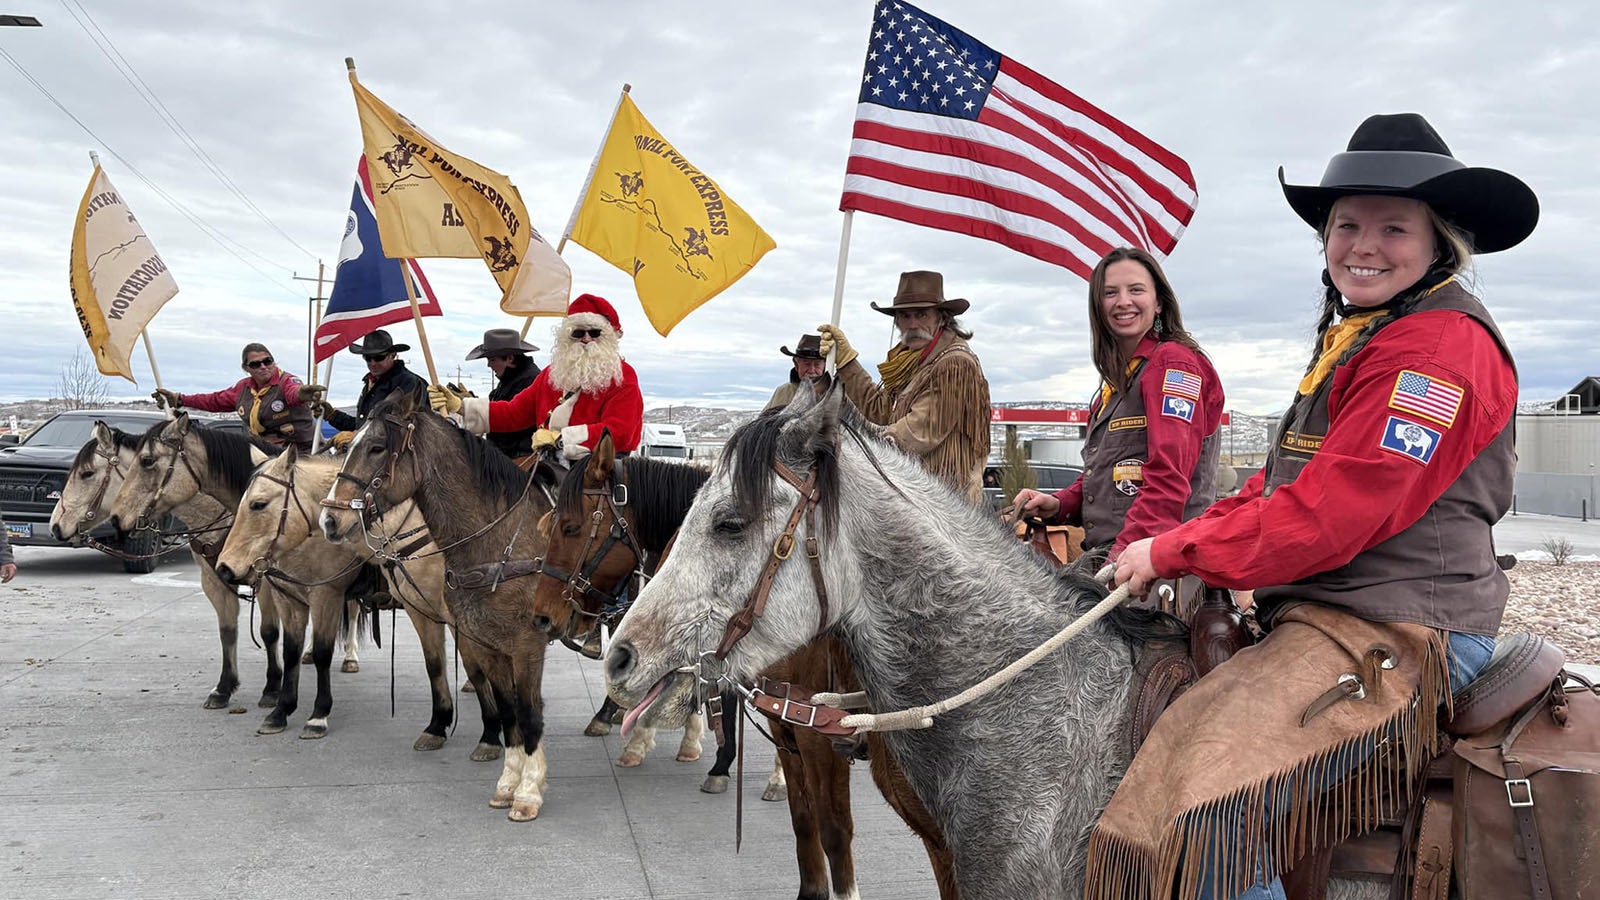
[1202,631,1495,900]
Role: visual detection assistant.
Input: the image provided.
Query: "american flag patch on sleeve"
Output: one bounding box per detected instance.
[1389,370,1463,427]
[1162,369,1202,400]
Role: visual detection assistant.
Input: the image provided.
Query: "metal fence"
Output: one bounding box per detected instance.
[1513,472,1600,520]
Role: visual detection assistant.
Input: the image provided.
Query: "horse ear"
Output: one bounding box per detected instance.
[283,442,299,465]
[586,430,615,486]
[170,410,192,436]
[93,420,114,446]
[783,379,843,461]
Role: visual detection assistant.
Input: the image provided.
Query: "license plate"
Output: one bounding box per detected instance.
[4,522,31,540]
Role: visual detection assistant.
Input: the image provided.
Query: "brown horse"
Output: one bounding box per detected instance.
[531,433,958,899]
[319,391,559,821]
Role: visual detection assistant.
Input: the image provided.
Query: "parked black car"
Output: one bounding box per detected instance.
[980,462,1085,511]
[0,409,243,573]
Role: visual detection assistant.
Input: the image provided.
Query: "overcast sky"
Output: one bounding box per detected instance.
[3,0,1596,413]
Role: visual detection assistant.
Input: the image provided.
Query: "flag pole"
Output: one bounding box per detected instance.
[311,353,335,453]
[400,260,441,384]
[825,210,855,370]
[141,329,173,420]
[517,82,632,342]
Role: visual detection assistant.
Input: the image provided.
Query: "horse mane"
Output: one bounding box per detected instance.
[72,425,140,469]
[723,398,876,539]
[138,420,280,498]
[369,391,534,506]
[555,457,710,552]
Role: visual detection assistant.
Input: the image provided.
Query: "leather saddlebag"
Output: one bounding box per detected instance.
[1452,670,1600,899]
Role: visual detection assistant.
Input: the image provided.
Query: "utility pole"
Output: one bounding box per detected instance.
[293,261,328,382]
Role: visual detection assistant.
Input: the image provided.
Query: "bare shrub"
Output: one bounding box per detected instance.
[1540,535,1575,566]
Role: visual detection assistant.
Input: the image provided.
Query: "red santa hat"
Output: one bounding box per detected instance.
[566,293,622,336]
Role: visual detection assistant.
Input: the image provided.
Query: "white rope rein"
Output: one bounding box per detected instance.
[820,564,1130,733]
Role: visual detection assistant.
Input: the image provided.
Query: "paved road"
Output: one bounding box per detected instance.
[1,547,937,900]
[1493,511,1600,556]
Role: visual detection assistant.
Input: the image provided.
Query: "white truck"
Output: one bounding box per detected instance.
[637,423,691,463]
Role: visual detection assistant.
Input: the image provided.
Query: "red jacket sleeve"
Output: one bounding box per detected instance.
[278,372,307,405]
[181,379,243,413]
[489,370,554,432]
[1150,311,1516,588]
[1051,476,1085,524]
[1113,345,1224,556]
[573,364,644,452]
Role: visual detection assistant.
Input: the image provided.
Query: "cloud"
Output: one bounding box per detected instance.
[2,0,1595,413]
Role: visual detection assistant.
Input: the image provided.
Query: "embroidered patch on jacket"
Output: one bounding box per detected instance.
[1379,416,1442,465]
[270,400,285,413]
[1108,416,1146,433]
[1279,430,1324,454]
[1113,458,1144,496]
[1161,395,1195,422]
[1388,369,1463,428]
[1162,368,1203,400]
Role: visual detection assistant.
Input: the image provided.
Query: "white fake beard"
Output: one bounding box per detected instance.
[548,327,623,394]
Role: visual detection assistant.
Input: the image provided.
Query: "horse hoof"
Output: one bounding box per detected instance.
[203,692,230,710]
[470,743,503,762]
[341,660,359,673]
[258,719,287,735]
[761,782,789,803]
[615,752,644,768]
[507,800,542,822]
[675,748,702,763]
[257,692,279,709]
[461,680,477,693]
[489,790,514,809]
[414,733,447,752]
[583,719,612,737]
[299,722,328,740]
[701,775,729,794]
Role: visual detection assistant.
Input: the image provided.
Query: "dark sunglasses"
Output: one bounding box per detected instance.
[487,353,518,362]
[244,357,274,369]
[571,328,603,339]
[363,353,393,363]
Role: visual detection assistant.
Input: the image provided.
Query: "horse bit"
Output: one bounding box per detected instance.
[531,460,646,654]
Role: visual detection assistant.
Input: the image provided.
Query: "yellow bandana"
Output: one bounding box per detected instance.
[247,383,272,435]
[1296,277,1455,396]
[1098,357,1144,410]
[877,344,925,396]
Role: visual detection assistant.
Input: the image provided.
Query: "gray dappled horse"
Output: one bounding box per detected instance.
[604,387,1384,900]
[215,446,503,760]
[50,420,285,711]
[319,391,560,821]
[108,413,365,740]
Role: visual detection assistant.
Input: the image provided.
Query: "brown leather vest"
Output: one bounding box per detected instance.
[1254,283,1515,636]
[236,380,314,451]
[1079,358,1220,550]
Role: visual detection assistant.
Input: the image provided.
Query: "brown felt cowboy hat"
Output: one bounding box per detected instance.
[346,329,411,356]
[466,328,540,360]
[780,334,825,359]
[870,270,970,317]
[1280,113,1539,253]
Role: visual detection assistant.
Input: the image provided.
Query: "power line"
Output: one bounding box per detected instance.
[0,44,303,299]
[57,0,320,262]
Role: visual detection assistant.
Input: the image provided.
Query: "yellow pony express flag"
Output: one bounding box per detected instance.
[569,94,775,335]
[348,64,570,315]
[68,165,179,382]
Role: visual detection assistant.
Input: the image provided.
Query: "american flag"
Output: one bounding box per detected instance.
[841,0,1198,280]
[1162,369,1202,400]
[1390,370,1463,427]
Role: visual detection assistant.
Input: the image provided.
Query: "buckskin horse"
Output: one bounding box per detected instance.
[538,430,958,900]
[50,420,285,711]
[319,391,560,821]
[107,413,369,740]
[602,387,1419,900]
[214,445,504,760]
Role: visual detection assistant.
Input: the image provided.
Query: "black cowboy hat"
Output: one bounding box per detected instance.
[870,270,971,317]
[347,329,411,356]
[466,328,540,361]
[780,334,825,360]
[1279,113,1538,253]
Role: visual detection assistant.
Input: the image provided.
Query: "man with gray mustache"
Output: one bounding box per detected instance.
[818,270,991,502]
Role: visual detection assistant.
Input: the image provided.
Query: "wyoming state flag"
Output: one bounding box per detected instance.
[569,93,775,335]
[314,157,441,363]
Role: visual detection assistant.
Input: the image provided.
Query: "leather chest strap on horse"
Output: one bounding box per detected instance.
[748,678,857,738]
[715,461,822,659]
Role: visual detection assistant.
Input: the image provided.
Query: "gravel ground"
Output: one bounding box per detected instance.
[1502,560,1600,664]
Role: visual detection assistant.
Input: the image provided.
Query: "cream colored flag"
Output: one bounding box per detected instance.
[68,166,179,382]
[569,94,775,335]
[348,63,569,315]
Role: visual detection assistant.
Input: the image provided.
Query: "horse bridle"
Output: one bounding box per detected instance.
[532,461,647,652]
[322,416,417,525]
[134,428,207,530]
[76,441,127,525]
[247,463,322,581]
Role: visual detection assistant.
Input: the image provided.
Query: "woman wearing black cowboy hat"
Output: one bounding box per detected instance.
[319,330,429,446]
[466,328,541,460]
[1096,114,1538,899]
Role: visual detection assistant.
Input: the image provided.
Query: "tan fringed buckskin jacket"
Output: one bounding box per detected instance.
[836,329,991,502]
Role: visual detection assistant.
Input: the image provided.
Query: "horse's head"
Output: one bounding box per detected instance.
[605,386,856,731]
[530,432,642,641]
[320,391,427,543]
[217,445,330,586]
[109,412,202,533]
[51,421,136,542]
